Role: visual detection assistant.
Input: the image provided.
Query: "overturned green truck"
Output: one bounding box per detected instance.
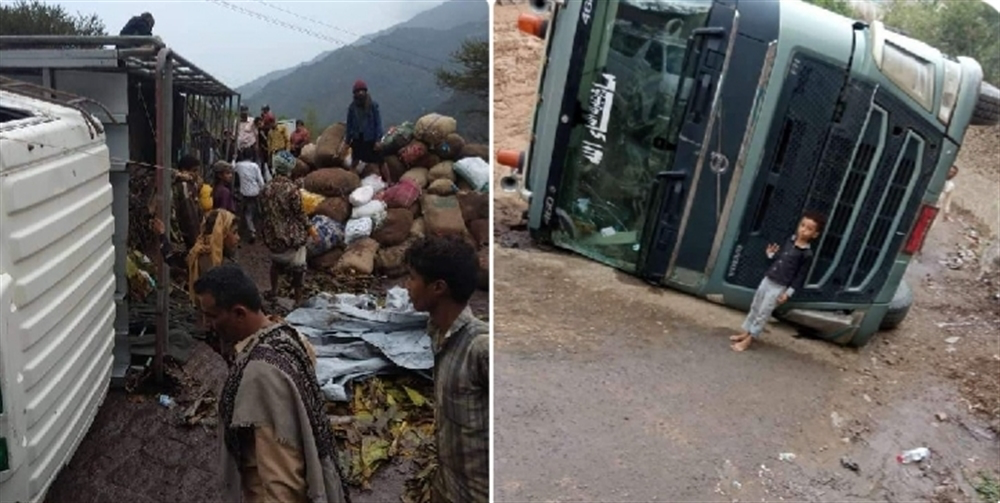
[500,0,1000,346]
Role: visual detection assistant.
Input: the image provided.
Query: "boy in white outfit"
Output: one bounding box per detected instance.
[233,150,267,243]
[937,165,958,221]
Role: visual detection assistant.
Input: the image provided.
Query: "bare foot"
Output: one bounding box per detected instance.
[729,332,749,342]
[731,337,753,352]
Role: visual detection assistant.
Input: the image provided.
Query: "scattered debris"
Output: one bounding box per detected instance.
[831,411,845,429]
[840,457,860,473]
[329,375,435,495]
[158,394,176,409]
[945,336,961,344]
[897,447,931,464]
[935,412,949,422]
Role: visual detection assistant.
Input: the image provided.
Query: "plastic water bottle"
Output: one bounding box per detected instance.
[158,394,176,409]
[897,447,930,464]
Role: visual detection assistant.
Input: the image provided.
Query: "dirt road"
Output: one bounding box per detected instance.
[492,3,1000,502]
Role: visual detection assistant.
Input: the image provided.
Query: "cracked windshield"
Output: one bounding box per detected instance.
[552,0,710,270]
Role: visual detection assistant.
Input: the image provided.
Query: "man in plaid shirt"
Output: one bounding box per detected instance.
[403,236,489,503]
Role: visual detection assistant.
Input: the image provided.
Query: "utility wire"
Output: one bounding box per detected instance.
[254,0,450,67]
[206,0,442,75]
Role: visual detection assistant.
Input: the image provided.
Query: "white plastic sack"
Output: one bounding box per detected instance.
[352,199,387,220]
[454,157,491,192]
[361,174,387,194]
[344,217,373,244]
[349,185,375,206]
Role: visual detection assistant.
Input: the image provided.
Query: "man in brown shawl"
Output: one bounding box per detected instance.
[403,237,489,503]
[192,264,350,503]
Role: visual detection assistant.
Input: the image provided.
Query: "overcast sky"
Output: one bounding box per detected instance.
[45,0,450,88]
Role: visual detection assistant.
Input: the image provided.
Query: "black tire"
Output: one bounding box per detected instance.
[970,81,1000,126]
[879,280,913,331]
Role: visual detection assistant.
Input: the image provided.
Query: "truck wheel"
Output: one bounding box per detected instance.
[970,81,1000,126]
[879,280,913,330]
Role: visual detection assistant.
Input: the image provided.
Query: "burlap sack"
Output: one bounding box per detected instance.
[410,217,425,238]
[420,194,467,237]
[371,208,413,247]
[385,155,407,183]
[456,179,473,192]
[291,159,311,179]
[407,201,422,219]
[375,238,414,278]
[400,168,429,189]
[398,140,427,166]
[459,143,489,161]
[315,123,350,168]
[303,168,360,198]
[334,237,380,276]
[415,152,441,170]
[414,113,458,146]
[433,133,466,161]
[468,219,489,248]
[427,179,457,196]
[457,191,489,223]
[300,143,318,167]
[428,161,456,182]
[477,248,489,290]
[314,196,352,224]
[309,248,345,272]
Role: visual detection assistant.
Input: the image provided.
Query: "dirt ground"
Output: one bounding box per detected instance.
[45,239,488,503]
[492,3,1000,502]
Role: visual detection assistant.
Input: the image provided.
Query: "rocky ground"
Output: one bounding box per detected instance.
[492,3,1000,502]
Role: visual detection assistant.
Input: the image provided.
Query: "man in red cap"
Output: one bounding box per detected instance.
[345,79,385,175]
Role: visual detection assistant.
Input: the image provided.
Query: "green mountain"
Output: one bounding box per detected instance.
[241,0,488,142]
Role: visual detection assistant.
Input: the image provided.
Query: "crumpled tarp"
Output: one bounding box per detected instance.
[285,287,433,402]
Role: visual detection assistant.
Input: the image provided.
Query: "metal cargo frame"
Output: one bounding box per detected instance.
[0,35,241,385]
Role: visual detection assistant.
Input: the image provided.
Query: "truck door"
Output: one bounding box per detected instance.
[637,0,778,286]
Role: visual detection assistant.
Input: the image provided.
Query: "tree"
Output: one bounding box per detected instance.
[0,0,106,36]
[301,106,322,135]
[802,0,854,18]
[881,0,1000,85]
[435,37,489,114]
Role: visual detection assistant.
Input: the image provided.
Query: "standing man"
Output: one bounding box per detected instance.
[290,120,311,157]
[237,105,257,162]
[191,264,349,503]
[345,79,384,172]
[268,123,291,166]
[260,105,277,132]
[259,153,316,305]
[402,236,489,503]
[233,150,266,243]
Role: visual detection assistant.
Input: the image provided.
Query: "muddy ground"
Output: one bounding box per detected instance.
[45,239,488,503]
[493,3,1000,502]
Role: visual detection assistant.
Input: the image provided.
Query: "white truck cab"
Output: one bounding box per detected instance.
[0,88,116,503]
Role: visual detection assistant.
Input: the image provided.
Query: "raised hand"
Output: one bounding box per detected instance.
[766,243,780,256]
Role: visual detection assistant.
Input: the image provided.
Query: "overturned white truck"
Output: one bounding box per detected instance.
[0,36,239,503]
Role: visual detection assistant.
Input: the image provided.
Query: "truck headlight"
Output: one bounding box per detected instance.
[879,40,935,112]
[937,58,962,126]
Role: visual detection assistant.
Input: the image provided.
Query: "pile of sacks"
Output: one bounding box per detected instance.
[294,113,491,290]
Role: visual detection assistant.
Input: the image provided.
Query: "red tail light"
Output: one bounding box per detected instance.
[903,204,938,255]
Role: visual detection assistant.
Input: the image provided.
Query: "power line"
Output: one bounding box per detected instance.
[206,0,442,76]
[254,0,450,67]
